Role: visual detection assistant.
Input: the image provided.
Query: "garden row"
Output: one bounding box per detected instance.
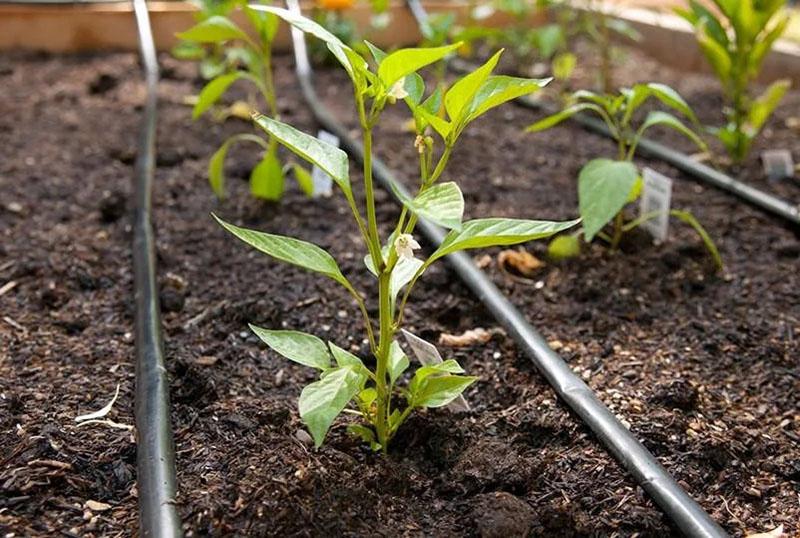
[1,1,798,536]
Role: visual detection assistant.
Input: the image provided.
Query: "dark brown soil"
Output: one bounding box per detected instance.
[1,42,798,538]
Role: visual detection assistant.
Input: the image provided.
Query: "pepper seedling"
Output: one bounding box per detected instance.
[527,84,722,270]
[178,1,313,200]
[214,7,578,452]
[677,0,791,163]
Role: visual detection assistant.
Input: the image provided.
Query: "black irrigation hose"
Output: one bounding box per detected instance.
[286,1,727,536]
[132,0,182,536]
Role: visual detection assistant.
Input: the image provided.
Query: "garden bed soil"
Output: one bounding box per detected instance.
[1,43,798,537]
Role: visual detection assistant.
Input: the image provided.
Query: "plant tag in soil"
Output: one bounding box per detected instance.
[761,149,794,182]
[311,130,339,197]
[639,167,673,242]
[401,329,470,412]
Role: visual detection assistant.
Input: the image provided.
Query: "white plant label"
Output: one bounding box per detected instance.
[761,149,794,181]
[401,329,470,412]
[639,167,673,242]
[311,130,339,197]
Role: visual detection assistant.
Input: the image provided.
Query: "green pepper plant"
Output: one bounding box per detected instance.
[527,84,722,270]
[677,0,792,163]
[214,7,578,452]
[178,3,314,200]
[173,0,239,80]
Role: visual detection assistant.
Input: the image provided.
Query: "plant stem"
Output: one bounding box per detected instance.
[361,123,383,269]
[374,271,393,453]
[610,210,623,250]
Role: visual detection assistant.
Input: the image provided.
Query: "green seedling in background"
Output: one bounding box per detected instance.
[528,84,722,270]
[178,2,313,200]
[173,0,240,80]
[215,7,578,452]
[677,0,791,163]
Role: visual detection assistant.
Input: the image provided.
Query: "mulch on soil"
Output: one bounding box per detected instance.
[1,40,798,537]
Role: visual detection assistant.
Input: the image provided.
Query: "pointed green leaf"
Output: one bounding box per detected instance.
[364,40,387,64]
[299,366,363,447]
[250,152,285,200]
[390,256,423,308]
[638,111,706,151]
[252,114,351,197]
[747,79,790,133]
[445,49,502,124]
[428,217,580,263]
[578,159,639,241]
[249,326,331,370]
[207,134,269,199]
[378,43,460,88]
[418,108,452,139]
[177,15,250,43]
[388,341,409,385]
[401,182,464,230]
[248,5,364,80]
[214,215,350,287]
[328,342,365,369]
[526,102,605,132]
[467,75,549,121]
[292,163,314,196]
[192,71,244,119]
[413,374,477,408]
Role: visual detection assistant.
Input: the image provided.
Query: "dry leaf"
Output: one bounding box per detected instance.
[497,248,545,278]
[439,328,493,347]
[745,525,784,538]
[85,500,112,512]
[75,384,120,422]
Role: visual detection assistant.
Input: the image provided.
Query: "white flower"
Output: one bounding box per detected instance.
[387,78,409,102]
[394,233,421,260]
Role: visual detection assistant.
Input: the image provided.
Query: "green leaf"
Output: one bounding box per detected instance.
[347,424,375,443]
[390,256,423,308]
[208,141,229,199]
[578,159,639,241]
[207,134,269,199]
[428,217,580,263]
[213,216,351,288]
[552,52,577,81]
[526,102,605,132]
[377,43,460,88]
[252,114,351,197]
[696,22,731,82]
[328,342,365,369]
[388,341,409,385]
[249,5,364,81]
[172,41,205,60]
[413,375,477,408]
[638,111,706,151]
[177,15,250,43]
[747,79,790,134]
[547,234,581,260]
[624,83,698,125]
[364,40,387,64]
[401,182,464,230]
[250,151,285,200]
[418,108,452,139]
[466,75,549,121]
[750,15,788,76]
[292,163,314,196]
[445,49,502,125]
[249,327,331,370]
[299,365,363,447]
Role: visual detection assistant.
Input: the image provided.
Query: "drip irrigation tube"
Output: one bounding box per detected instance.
[285,1,727,536]
[132,0,182,536]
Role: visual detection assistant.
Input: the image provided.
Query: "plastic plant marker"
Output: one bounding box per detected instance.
[761,149,794,182]
[639,168,673,242]
[401,329,470,412]
[311,130,340,197]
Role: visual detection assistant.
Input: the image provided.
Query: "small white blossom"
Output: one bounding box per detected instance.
[394,234,421,260]
[387,78,409,102]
